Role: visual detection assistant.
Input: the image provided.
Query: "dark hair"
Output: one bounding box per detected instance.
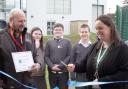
[96,15,121,46]
[80,24,90,32]
[30,27,43,49]
[53,23,64,30]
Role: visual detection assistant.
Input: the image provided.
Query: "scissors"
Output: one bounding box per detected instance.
[57,59,68,67]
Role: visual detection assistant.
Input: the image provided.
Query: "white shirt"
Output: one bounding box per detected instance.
[79,40,91,48]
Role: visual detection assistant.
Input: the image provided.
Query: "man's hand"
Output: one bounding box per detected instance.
[67,64,75,72]
[31,63,40,73]
[51,64,61,71]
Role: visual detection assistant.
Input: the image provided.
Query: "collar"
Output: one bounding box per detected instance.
[54,36,63,39]
[79,40,91,47]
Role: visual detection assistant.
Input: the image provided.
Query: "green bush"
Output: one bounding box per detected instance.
[44,32,96,46]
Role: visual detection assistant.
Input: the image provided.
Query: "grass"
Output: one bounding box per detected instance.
[44,32,97,89]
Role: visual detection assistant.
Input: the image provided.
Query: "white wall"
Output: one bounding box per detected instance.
[45,14,71,35]
[27,0,47,34]
[26,0,107,35]
[71,0,92,31]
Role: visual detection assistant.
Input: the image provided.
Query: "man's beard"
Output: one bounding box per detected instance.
[18,28,24,32]
[14,27,24,33]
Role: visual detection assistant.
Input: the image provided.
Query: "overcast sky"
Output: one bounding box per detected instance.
[107,0,123,13]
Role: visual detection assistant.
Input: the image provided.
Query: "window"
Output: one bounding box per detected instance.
[0,0,26,21]
[0,20,7,30]
[47,21,55,35]
[92,4,104,32]
[47,0,71,14]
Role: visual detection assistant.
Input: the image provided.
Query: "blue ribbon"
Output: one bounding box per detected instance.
[67,80,128,87]
[53,86,59,89]
[0,71,37,89]
[4,70,127,89]
[53,80,128,89]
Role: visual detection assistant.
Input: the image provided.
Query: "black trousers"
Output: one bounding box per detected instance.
[48,70,69,89]
[32,76,47,89]
[70,72,88,89]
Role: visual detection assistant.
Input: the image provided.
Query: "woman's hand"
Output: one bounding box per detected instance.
[92,79,100,89]
[67,64,75,72]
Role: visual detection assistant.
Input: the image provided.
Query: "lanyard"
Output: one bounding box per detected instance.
[9,28,24,50]
[96,45,108,69]
[94,45,108,82]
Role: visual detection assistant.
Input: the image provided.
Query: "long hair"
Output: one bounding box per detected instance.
[30,27,43,50]
[96,15,121,46]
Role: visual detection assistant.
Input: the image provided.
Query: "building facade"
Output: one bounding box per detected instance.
[0,0,26,21]
[0,0,107,35]
[27,0,107,35]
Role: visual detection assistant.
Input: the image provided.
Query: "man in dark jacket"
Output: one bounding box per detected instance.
[0,8,40,89]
